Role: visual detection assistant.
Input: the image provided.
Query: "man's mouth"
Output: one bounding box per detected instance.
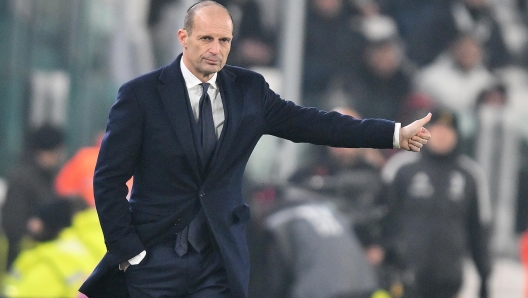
[204,58,219,64]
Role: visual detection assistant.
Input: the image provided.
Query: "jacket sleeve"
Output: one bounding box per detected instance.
[93,83,145,264]
[261,84,395,149]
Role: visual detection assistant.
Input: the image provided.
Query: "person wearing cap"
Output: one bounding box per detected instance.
[380,109,493,298]
[1,123,65,269]
[3,199,98,298]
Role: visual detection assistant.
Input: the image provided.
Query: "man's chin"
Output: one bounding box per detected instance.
[201,65,222,75]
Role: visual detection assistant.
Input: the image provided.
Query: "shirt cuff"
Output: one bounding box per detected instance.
[129,250,146,265]
[393,122,401,149]
[119,250,146,270]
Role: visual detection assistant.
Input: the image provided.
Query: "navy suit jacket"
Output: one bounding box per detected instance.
[80,54,395,297]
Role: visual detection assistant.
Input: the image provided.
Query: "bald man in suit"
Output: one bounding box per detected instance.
[80,1,431,297]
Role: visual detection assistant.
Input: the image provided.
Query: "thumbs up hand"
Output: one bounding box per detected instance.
[399,113,432,152]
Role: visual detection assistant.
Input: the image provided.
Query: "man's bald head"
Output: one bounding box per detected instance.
[184,1,233,36]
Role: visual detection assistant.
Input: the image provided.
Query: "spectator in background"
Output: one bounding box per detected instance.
[55,132,105,207]
[288,107,386,244]
[109,0,156,84]
[215,0,276,68]
[69,199,107,264]
[246,184,389,298]
[147,0,181,66]
[3,199,97,298]
[515,139,528,235]
[447,0,513,69]
[1,124,65,269]
[380,0,453,67]
[302,0,366,109]
[288,107,392,292]
[381,0,512,69]
[414,34,497,154]
[54,130,133,263]
[55,131,133,208]
[473,85,509,200]
[381,109,492,298]
[342,30,414,122]
[55,131,131,262]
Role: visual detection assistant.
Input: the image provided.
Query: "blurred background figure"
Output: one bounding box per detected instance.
[342,33,413,123]
[287,107,407,295]
[380,109,492,298]
[109,0,156,84]
[1,124,65,270]
[54,131,133,208]
[147,0,183,66]
[246,183,390,298]
[54,130,129,262]
[301,0,365,109]
[215,0,276,68]
[3,199,97,298]
[414,34,497,154]
[379,0,453,68]
[380,0,513,69]
[445,0,513,70]
[288,107,386,245]
[55,132,104,207]
[473,84,523,258]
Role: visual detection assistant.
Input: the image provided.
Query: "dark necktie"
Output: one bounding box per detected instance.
[174,83,216,256]
[198,83,217,170]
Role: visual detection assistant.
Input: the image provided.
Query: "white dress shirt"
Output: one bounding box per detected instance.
[181,59,224,138]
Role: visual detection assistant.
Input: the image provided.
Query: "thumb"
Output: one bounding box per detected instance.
[414,113,432,128]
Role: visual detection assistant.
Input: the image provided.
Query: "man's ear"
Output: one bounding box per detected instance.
[178,29,188,48]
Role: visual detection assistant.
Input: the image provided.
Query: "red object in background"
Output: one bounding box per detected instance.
[55,135,132,206]
[519,231,528,298]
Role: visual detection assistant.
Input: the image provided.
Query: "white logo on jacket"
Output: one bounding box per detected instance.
[449,171,465,201]
[409,172,434,198]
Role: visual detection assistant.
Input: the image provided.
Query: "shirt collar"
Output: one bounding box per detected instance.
[180,59,218,90]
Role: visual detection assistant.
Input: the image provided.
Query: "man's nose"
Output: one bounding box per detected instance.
[209,40,220,54]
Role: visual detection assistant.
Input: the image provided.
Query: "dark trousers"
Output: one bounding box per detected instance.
[125,242,230,298]
[409,277,461,298]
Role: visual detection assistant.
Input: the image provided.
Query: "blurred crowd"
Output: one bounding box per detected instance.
[1,0,528,297]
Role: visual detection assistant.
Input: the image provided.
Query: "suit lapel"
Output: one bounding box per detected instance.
[158,56,201,181]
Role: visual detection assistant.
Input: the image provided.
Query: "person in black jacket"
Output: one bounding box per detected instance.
[380,108,493,298]
[1,124,65,269]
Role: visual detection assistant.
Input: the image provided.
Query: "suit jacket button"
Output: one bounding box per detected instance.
[199,191,205,198]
